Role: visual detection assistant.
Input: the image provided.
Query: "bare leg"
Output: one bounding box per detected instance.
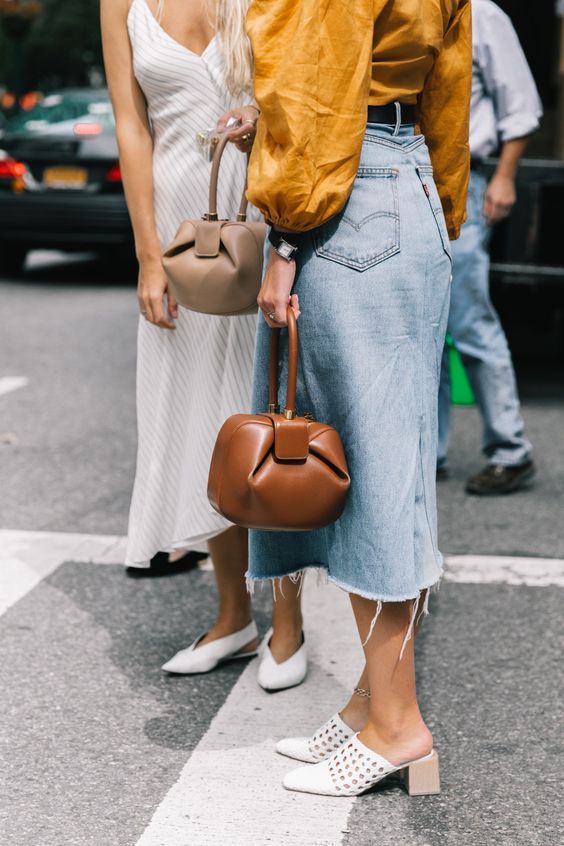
[198,526,257,652]
[340,589,429,732]
[349,594,432,766]
[269,576,303,663]
[339,666,371,732]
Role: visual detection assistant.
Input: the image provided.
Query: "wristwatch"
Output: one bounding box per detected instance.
[268,228,304,262]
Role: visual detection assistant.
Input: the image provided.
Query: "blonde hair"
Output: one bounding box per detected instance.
[156,1,253,98]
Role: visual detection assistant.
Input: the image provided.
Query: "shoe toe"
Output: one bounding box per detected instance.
[282,762,331,795]
[275,737,315,763]
[161,649,193,673]
[282,765,314,792]
[258,644,308,691]
[162,646,213,674]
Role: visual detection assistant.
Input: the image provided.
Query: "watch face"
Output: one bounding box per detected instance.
[278,239,295,260]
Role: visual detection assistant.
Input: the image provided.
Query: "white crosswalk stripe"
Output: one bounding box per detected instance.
[0,376,29,398]
[1,529,563,845]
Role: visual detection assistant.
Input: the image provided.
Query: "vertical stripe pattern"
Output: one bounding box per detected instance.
[125,0,258,566]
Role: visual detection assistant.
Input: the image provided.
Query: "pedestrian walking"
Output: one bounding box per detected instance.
[100,0,306,690]
[244,0,471,796]
[437,0,543,494]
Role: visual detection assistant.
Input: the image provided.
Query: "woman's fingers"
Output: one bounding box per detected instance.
[290,293,301,320]
[151,293,176,330]
[216,109,240,133]
[258,294,290,327]
[167,288,178,320]
[139,292,175,330]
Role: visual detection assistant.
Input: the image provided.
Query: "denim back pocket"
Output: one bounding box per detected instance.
[313,168,400,271]
[416,166,452,263]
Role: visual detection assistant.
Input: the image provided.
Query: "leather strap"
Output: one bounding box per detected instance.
[367,102,417,126]
[268,306,298,417]
[208,133,248,221]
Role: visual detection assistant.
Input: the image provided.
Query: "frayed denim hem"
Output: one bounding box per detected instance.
[245,564,443,659]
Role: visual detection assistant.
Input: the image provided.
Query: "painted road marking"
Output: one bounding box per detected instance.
[445,554,564,587]
[135,553,564,846]
[2,530,563,844]
[0,530,126,616]
[136,575,361,846]
[0,376,29,398]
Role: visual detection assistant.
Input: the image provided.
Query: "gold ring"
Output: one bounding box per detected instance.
[242,133,251,142]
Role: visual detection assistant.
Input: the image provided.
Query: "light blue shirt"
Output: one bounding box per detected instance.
[471,0,543,160]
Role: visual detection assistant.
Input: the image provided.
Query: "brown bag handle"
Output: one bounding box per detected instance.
[268,306,298,419]
[207,132,248,222]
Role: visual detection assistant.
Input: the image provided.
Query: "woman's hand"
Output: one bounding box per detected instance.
[216,105,260,153]
[137,258,178,330]
[257,249,300,328]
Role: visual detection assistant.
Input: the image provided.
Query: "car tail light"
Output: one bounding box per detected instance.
[74,122,103,136]
[105,163,122,183]
[0,157,27,180]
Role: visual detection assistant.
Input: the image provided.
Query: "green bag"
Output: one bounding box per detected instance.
[446,335,475,406]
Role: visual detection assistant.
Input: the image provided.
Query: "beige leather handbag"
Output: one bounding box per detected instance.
[161,133,267,316]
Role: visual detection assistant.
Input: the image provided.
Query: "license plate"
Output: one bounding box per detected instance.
[43,166,88,189]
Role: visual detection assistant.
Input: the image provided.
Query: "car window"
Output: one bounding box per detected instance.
[6,94,115,134]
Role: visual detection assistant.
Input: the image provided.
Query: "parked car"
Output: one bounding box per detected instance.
[0,88,133,274]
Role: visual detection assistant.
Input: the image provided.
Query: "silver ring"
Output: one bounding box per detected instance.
[140,310,147,315]
[267,312,277,321]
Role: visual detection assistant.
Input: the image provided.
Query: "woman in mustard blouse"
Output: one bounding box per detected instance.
[240,0,471,797]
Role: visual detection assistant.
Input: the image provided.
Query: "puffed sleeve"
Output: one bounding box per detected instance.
[246,0,374,232]
[418,0,472,240]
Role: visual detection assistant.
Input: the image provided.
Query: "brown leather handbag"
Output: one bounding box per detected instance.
[208,307,351,531]
[162,132,267,316]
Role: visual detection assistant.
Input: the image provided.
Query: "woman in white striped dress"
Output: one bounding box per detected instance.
[101,0,307,689]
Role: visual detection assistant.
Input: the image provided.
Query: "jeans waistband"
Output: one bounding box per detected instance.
[367,102,417,135]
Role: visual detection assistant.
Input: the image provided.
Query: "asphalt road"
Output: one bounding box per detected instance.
[1,252,563,846]
[1,251,563,556]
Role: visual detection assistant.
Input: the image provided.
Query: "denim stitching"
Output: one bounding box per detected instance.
[363,134,425,153]
[342,210,399,230]
[314,174,400,269]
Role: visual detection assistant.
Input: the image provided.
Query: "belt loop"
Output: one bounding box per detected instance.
[393,101,401,136]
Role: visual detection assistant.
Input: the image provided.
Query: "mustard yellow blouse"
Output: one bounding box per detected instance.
[246,0,472,239]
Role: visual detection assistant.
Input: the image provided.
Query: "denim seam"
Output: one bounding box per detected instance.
[415,167,453,263]
[357,167,399,176]
[315,240,400,270]
[342,210,399,230]
[363,134,425,153]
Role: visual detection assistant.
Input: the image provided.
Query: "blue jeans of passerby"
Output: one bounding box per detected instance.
[437,169,532,469]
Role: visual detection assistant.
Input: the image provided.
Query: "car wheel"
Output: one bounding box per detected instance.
[0,245,28,276]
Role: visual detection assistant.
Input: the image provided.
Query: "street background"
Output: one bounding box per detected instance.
[1,0,564,843]
[0,252,563,846]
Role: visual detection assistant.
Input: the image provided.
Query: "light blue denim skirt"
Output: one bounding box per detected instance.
[248,124,452,604]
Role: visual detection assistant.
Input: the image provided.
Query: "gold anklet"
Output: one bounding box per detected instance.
[353,687,371,698]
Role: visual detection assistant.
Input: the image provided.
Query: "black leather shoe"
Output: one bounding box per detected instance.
[126,549,208,578]
[465,460,536,495]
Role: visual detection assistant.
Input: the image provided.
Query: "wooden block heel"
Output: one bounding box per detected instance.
[402,750,440,796]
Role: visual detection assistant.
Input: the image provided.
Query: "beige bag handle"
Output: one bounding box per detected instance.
[206,132,249,222]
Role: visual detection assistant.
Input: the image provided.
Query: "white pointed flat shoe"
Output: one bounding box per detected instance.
[257,628,308,691]
[162,620,258,674]
[276,712,354,763]
[283,734,440,797]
